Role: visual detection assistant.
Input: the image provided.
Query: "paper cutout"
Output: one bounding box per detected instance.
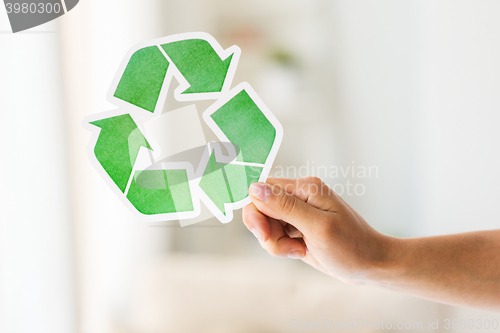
[89,114,152,193]
[114,46,170,113]
[161,39,234,94]
[127,169,194,215]
[83,32,283,224]
[197,142,263,218]
[208,89,277,164]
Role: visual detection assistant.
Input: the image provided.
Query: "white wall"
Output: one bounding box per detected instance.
[324,1,422,236]
[58,1,172,332]
[416,0,500,235]
[325,0,500,236]
[0,10,76,333]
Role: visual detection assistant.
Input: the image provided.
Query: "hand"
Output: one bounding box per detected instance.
[243,177,500,311]
[243,177,394,285]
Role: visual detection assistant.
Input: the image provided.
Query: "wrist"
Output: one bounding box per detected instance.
[364,233,407,287]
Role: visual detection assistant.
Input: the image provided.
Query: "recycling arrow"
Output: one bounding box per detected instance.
[90,114,152,193]
[109,33,240,115]
[197,142,263,217]
[84,32,283,224]
[205,88,277,164]
[113,46,170,113]
[127,169,194,215]
[161,39,235,95]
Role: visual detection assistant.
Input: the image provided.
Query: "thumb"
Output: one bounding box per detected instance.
[248,182,323,235]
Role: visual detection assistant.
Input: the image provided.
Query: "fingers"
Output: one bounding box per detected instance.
[266,177,341,212]
[242,202,270,242]
[285,224,303,238]
[248,181,330,236]
[243,203,307,258]
[265,217,307,258]
[244,177,339,261]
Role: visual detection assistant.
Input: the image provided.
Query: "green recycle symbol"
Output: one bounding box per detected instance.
[84,33,283,223]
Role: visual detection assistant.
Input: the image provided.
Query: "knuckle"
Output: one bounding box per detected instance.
[277,191,297,216]
[306,176,324,186]
[265,243,281,257]
[301,177,325,197]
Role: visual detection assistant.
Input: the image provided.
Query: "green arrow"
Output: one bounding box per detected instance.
[161,39,234,94]
[113,46,170,113]
[210,89,276,164]
[90,114,152,193]
[127,169,194,215]
[199,150,263,214]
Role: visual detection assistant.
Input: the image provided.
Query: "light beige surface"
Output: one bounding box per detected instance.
[123,255,500,333]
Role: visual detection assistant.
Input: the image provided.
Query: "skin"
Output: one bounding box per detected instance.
[243,177,500,312]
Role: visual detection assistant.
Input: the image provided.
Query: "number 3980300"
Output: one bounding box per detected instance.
[5,2,62,14]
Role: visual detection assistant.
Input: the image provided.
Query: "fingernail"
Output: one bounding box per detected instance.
[249,183,271,202]
[288,250,305,259]
[251,228,264,242]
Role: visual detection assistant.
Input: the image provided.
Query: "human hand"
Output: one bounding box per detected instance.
[244,177,500,310]
[243,177,394,285]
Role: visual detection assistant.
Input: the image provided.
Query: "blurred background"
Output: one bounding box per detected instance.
[1,0,500,332]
